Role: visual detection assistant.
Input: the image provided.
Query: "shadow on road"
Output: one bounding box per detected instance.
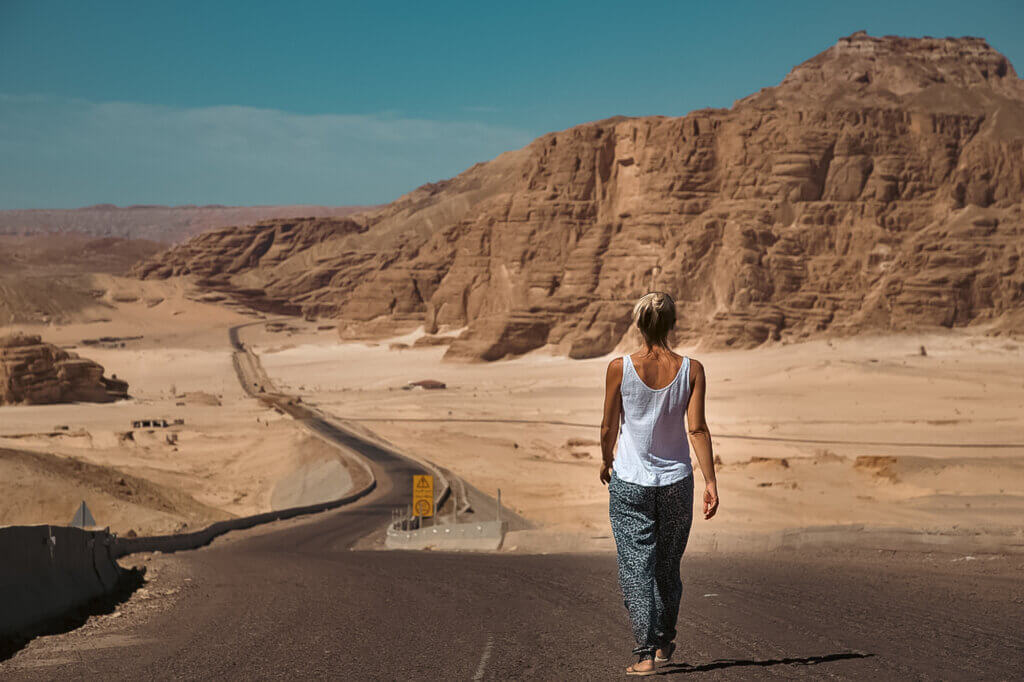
[658,651,874,675]
[0,567,146,663]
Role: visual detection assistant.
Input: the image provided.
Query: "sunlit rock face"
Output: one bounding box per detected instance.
[0,335,129,405]
[134,33,1024,359]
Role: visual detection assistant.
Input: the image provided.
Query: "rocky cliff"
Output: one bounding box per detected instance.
[133,32,1024,359]
[0,335,129,405]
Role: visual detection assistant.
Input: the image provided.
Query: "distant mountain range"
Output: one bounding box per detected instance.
[0,204,374,244]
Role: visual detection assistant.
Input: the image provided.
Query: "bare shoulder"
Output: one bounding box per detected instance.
[605,356,623,383]
[688,357,705,384]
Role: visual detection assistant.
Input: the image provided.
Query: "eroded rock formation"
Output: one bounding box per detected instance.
[133,33,1024,359]
[0,335,129,405]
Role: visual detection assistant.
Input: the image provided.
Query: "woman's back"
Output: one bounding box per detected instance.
[629,350,685,390]
[615,350,692,487]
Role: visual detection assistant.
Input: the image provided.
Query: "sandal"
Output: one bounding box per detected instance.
[626,657,657,676]
[655,642,676,664]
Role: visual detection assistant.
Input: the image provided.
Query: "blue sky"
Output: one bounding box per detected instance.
[2,0,1022,209]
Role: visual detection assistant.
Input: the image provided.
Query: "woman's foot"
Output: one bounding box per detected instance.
[625,657,656,676]
[655,642,676,663]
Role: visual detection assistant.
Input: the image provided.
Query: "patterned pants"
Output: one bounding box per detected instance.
[608,471,694,658]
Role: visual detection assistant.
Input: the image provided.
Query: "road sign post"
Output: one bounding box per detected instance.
[413,475,434,522]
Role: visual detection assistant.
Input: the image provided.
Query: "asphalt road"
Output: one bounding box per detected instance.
[3,324,1020,679]
[5,455,1022,680]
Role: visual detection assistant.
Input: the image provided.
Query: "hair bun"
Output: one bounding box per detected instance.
[632,292,677,348]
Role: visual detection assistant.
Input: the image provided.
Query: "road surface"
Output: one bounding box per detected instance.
[2,325,1021,679]
[4,498,1021,680]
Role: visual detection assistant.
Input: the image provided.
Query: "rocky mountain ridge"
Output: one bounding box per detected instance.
[133,33,1024,359]
[0,204,372,243]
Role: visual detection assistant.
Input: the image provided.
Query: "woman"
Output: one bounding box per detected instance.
[600,291,719,676]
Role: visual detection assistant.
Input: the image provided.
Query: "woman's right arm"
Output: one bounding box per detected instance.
[687,359,719,520]
[599,357,623,485]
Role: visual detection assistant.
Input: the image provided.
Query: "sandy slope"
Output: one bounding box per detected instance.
[0,280,358,534]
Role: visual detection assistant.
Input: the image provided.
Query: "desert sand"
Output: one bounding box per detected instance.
[1,275,1022,552]
[245,322,1024,549]
[0,279,360,536]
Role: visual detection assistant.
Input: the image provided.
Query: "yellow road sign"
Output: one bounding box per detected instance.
[413,475,434,517]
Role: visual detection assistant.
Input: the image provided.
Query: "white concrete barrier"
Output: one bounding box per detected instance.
[385,520,507,551]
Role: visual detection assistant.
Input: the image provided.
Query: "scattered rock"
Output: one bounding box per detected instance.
[81,335,143,347]
[854,455,899,480]
[176,391,221,406]
[748,456,789,468]
[404,379,447,390]
[412,335,455,348]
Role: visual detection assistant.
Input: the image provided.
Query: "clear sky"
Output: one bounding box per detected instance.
[2,0,1022,209]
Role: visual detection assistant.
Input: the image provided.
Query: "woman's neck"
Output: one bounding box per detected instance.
[638,343,671,357]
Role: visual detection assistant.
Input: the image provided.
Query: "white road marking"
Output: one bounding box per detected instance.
[703,593,719,597]
[473,634,494,681]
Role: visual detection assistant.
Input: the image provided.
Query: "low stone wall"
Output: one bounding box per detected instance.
[0,525,122,638]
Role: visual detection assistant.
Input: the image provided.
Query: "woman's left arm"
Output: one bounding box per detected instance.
[599,358,623,484]
[687,359,719,519]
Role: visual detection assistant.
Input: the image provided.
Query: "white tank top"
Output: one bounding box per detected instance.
[614,354,693,486]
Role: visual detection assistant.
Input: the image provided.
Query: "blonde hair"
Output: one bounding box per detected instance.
[632,292,676,348]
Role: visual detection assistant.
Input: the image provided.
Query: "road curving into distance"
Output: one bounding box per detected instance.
[2,323,1021,679]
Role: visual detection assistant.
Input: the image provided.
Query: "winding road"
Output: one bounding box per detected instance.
[2,325,1021,679]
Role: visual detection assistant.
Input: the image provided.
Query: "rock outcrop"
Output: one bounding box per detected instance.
[133,33,1024,359]
[0,335,129,405]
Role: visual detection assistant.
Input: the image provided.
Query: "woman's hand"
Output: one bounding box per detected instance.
[703,480,719,520]
[600,462,613,485]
